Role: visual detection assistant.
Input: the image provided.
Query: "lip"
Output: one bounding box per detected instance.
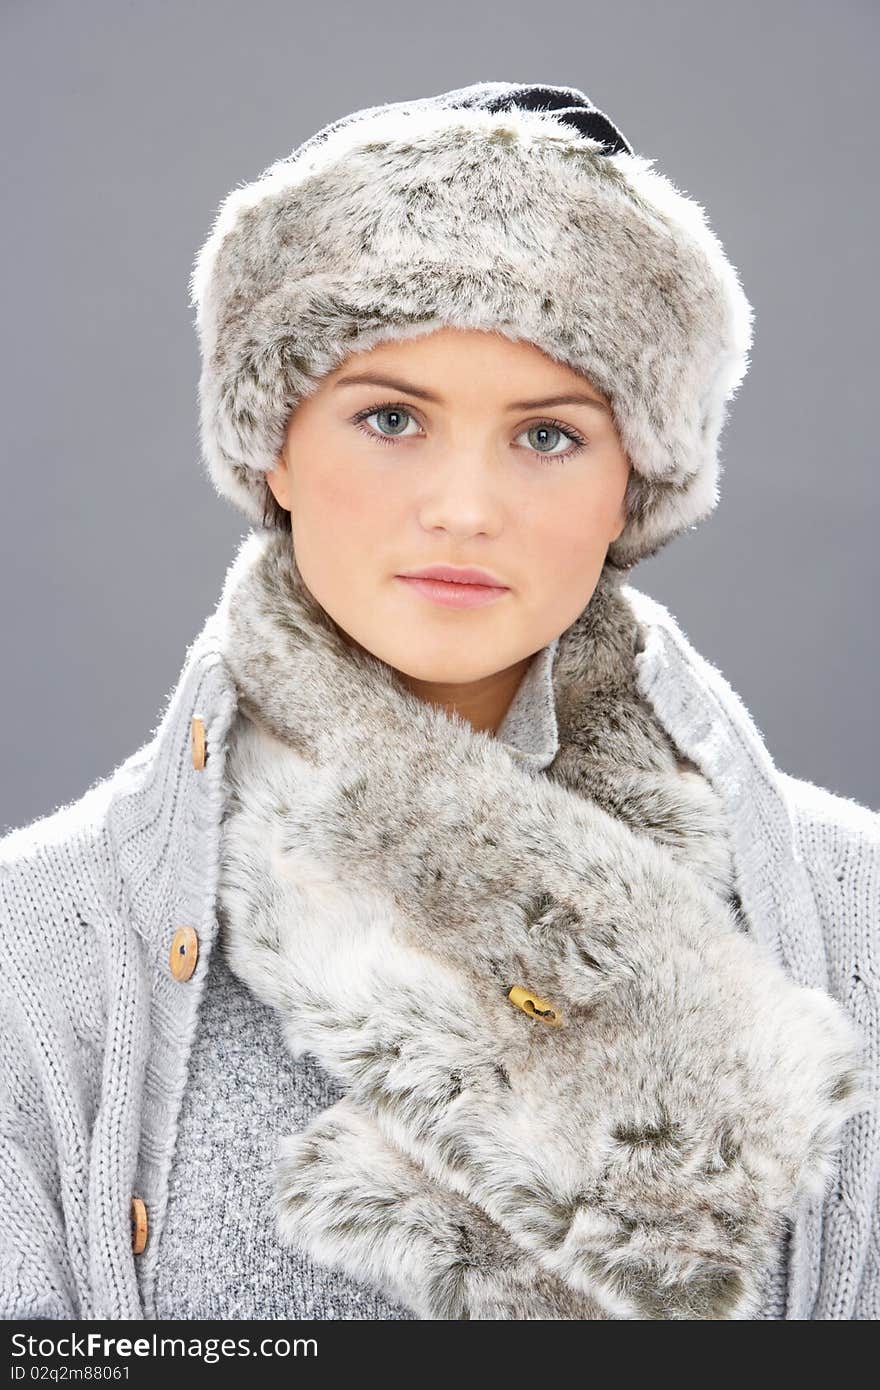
[397,564,509,588]
[395,572,511,609]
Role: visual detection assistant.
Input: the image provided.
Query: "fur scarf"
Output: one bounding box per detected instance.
[214,529,867,1320]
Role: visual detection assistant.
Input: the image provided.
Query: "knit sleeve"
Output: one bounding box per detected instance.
[776,771,880,1320]
[0,983,80,1319]
[0,829,111,1322]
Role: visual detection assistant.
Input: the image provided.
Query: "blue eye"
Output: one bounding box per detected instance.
[514,421,586,461]
[349,402,587,463]
[352,404,421,445]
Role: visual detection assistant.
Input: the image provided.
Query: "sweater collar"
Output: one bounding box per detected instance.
[496,635,560,772]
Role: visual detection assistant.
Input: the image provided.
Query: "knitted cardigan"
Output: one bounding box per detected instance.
[1,556,878,1320]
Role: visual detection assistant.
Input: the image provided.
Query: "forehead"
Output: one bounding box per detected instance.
[323,326,610,404]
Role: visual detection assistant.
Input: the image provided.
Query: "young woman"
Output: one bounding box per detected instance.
[1,81,877,1322]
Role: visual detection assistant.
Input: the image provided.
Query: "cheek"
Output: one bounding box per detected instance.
[288,443,401,607]
[527,474,622,559]
[290,447,386,537]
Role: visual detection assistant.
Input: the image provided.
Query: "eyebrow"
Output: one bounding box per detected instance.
[332,372,612,415]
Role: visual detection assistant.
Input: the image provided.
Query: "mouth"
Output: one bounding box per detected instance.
[394,574,511,610]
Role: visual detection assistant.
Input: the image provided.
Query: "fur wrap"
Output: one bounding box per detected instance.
[214,529,867,1319]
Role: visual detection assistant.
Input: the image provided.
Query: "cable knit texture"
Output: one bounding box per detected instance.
[0,531,877,1319]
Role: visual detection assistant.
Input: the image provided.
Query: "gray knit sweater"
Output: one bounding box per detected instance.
[1,575,878,1319]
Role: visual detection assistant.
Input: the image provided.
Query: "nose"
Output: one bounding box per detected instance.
[415,447,506,539]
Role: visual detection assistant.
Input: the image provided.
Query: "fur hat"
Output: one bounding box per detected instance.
[189,80,754,568]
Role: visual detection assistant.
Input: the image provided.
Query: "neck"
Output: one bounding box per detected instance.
[390,654,535,736]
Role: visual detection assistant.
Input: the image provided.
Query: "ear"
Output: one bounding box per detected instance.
[609,461,634,541]
[609,511,626,543]
[265,446,292,511]
[608,494,628,543]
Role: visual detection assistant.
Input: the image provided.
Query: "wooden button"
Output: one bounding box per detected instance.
[170,926,199,982]
[191,716,206,770]
[131,1196,148,1254]
[508,985,562,1027]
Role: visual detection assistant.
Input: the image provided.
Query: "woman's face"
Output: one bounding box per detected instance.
[266,326,631,729]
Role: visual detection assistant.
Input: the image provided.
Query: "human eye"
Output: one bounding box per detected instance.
[349,401,424,447]
[514,418,588,463]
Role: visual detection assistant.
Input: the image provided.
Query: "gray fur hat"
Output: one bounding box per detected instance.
[189,80,754,568]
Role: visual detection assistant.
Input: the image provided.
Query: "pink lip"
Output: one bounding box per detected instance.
[399,565,508,587]
[395,575,511,609]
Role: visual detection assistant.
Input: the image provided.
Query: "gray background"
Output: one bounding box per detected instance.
[2,0,877,833]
